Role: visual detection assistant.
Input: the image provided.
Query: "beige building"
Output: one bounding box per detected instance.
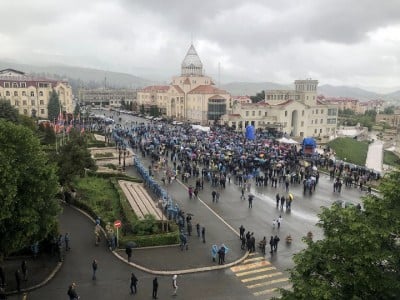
[221,79,339,139]
[78,88,137,108]
[137,44,231,124]
[0,68,73,118]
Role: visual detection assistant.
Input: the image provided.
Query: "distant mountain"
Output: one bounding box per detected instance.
[221,81,400,102]
[0,61,154,93]
[220,82,290,96]
[318,84,381,100]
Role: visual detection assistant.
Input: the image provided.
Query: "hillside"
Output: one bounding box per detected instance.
[221,82,290,96]
[0,61,154,93]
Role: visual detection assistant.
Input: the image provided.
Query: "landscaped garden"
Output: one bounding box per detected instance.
[327,137,369,166]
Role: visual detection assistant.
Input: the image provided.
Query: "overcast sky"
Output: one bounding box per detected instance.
[1,0,400,92]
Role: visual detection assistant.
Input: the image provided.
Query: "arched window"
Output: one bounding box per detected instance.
[30,91,35,97]
[6,91,10,96]
[39,91,43,97]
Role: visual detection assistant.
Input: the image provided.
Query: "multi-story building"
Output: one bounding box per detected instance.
[137,44,231,124]
[0,68,73,118]
[221,79,339,139]
[78,88,137,108]
[322,97,386,114]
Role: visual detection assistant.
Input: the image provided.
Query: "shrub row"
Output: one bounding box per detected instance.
[119,230,179,248]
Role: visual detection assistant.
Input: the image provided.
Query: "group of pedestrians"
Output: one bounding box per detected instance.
[239,224,281,256]
[67,273,177,299]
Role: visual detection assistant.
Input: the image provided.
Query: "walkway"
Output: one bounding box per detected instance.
[365,139,383,173]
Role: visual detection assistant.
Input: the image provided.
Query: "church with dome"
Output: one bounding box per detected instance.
[137,44,231,124]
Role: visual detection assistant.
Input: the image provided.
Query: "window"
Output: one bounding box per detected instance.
[39,91,43,96]
[20,82,26,88]
[30,91,35,97]
[40,109,45,114]
[320,129,323,133]
[258,110,261,116]
[316,109,318,114]
[12,82,18,88]
[314,129,317,134]
[6,91,10,96]
[23,100,27,106]
[22,91,26,96]
[246,111,249,117]
[252,111,255,116]
[320,119,323,124]
[285,111,288,117]
[264,112,267,117]
[23,109,28,115]
[328,108,337,116]
[4,82,10,88]
[301,121,304,126]
[14,91,18,96]
[311,120,313,124]
[302,110,304,116]
[327,118,337,124]
[321,109,324,114]
[31,100,35,106]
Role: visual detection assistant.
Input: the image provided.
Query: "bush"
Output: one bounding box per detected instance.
[104,163,117,170]
[94,152,114,158]
[120,230,179,248]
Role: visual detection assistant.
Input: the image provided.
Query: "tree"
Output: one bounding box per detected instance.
[73,103,80,118]
[140,104,145,114]
[0,99,19,123]
[279,171,400,299]
[250,90,265,103]
[56,130,96,185]
[0,120,60,261]
[383,106,395,115]
[47,90,61,122]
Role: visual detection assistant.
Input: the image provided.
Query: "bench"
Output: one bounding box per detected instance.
[118,180,164,220]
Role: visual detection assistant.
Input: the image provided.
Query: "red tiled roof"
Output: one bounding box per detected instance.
[188,85,228,94]
[140,85,169,92]
[172,85,184,93]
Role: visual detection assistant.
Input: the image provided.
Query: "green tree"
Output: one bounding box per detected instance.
[250,90,265,103]
[280,171,400,300]
[56,130,96,185]
[383,106,395,115]
[140,104,145,114]
[47,90,61,122]
[0,120,60,261]
[73,103,80,118]
[0,99,19,123]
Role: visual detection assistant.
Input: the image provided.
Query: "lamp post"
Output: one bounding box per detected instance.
[118,144,122,166]
[123,148,126,171]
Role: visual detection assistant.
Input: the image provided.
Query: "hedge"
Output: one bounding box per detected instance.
[119,230,179,248]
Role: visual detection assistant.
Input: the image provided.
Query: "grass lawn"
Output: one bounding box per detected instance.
[383,150,400,168]
[73,176,121,224]
[327,137,369,166]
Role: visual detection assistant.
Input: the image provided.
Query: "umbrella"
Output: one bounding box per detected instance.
[126,241,137,248]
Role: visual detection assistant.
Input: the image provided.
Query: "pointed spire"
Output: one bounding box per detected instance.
[181,44,203,76]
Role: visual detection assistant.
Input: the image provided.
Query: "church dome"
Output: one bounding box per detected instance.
[181,44,203,76]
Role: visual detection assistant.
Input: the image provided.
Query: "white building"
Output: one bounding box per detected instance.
[137,44,231,124]
[0,69,73,119]
[221,79,339,140]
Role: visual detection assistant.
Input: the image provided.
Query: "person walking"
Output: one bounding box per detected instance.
[196,223,200,237]
[21,260,27,281]
[65,233,70,251]
[130,272,138,294]
[269,236,274,254]
[67,283,79,300]
[125,246,132,262]
[277,215,283,229]
[172,274,178,296]
[92,259,98,280]
[239,225,245,240]
[215,191,220,202]
[275,193,280,207]
[211,190,216,202]
[248,194,254,208]
[240,187,245,200]
[273,235,280,252]
[280,195,285,210]
[260,236,266,255]
[201,227,206,243]
[272,219,277,229]
[15,269,21,293]
[152,277,158,299]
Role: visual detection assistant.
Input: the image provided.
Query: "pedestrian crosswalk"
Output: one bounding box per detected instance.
[230,253,291,299]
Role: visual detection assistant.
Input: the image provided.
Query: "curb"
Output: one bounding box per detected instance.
[70,203,250,275]
[5,259,63,296]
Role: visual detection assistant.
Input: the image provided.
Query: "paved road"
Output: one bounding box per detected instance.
[365,139,383,173]
[9,110,366,300]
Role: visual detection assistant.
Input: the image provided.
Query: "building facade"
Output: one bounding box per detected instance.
[221,79,339,139]
[78,88,137,108]
[0,69,73,118]
[137,44,231,124]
